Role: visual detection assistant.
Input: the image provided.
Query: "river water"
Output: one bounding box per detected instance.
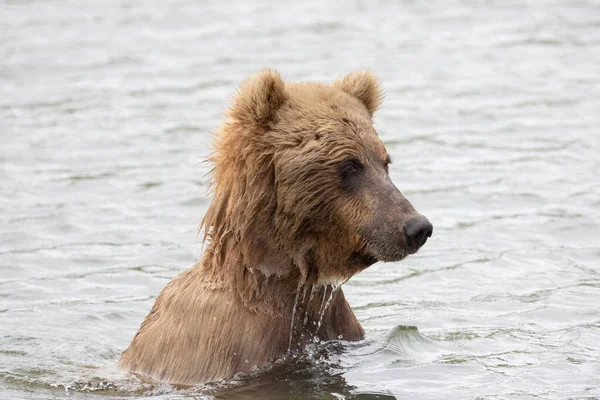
[1,1,599,399]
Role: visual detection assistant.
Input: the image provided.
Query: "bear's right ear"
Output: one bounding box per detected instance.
[229,69,288,128]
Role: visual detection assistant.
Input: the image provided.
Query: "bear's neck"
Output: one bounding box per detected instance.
[196,239,347,318]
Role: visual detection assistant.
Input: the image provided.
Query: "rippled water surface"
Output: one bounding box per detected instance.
[1,1,600,399]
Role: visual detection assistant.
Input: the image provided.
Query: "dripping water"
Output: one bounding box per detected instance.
[303,284,318,326]
[318,285,327,318]
[315,284,341,334]
[288,289,301,351]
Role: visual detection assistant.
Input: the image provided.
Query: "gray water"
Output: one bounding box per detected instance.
[1,1,600,399]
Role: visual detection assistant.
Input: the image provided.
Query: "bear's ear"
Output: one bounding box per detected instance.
[230,69,288,127]
[332,70,383,116]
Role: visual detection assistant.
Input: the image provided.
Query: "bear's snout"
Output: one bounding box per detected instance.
[403,217,433,254]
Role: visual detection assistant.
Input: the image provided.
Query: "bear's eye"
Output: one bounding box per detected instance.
[340,158,363,178]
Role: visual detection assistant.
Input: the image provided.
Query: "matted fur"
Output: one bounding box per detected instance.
[119,70,410,385]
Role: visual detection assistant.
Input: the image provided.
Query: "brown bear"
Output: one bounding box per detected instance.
[118,70,433,385]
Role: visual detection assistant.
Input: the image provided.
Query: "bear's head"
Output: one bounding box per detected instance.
[202,70,432,286]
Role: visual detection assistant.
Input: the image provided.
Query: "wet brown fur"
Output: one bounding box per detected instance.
[119,70,390,385]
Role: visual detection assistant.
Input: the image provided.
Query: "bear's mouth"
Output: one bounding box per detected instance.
[348,249,379,268]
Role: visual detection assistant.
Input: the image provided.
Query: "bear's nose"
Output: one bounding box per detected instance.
[403,217,433,253]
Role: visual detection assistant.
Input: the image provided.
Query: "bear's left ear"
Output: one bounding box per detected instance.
[230,69,288,128]
[332,70,383,117]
